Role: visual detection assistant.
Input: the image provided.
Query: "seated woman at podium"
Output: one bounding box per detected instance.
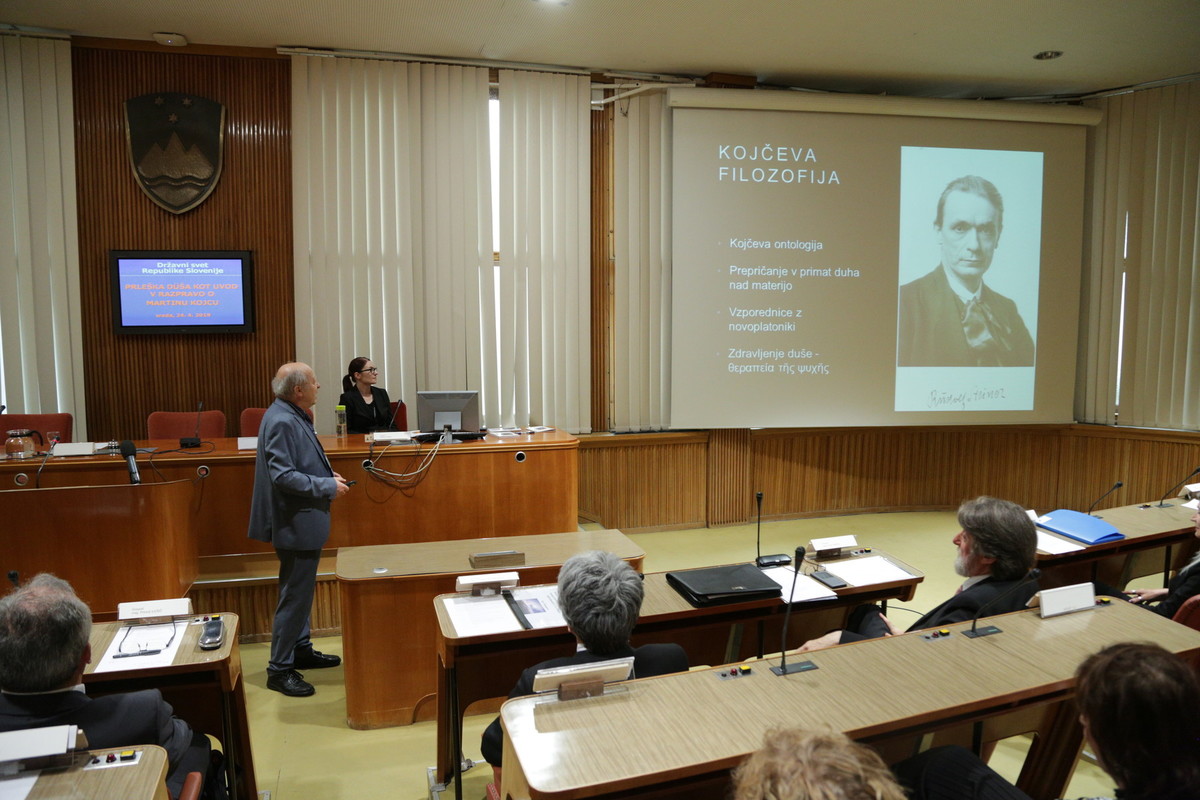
[1128,509,1200,618]
[891,642,1200,800]
[339,356,395,434]
[480,551,689,783]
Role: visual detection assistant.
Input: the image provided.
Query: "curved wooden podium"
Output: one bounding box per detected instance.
[0,479,198,613]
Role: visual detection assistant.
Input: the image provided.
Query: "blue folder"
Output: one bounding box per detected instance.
[1036,508,1125,545]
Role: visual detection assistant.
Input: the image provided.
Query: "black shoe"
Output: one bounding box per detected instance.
[293,648,341,669]
[266,669,315,697]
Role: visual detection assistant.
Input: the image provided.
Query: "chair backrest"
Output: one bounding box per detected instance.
[389,400,408,430]
[239,407,267,436]
[238,405,316,436]
[1,412,74,443]
[1173,594,1200,632]
[147,410,227,440]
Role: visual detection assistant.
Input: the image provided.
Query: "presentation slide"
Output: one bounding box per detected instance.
[670,102,1086,429]
[115,256,248,328]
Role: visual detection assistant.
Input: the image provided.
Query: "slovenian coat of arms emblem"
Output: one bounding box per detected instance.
[124,92,225,214]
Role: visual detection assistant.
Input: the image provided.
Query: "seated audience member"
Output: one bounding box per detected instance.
[1128,508,1200,617]
[732,728,907,800]
[891,642,1200,800]
[800,496,1039,651]
[338,355,396,434]
[480,551,688,777]
[0,574,222,799]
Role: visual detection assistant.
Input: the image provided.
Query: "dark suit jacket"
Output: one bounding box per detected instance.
[247,398,337,550]
[898,266,1035,367]
[338,386,394,434]
[1154,561,1200,618]
[480,643,689,766]
[840,576,1040,643]
[0,689,208,797]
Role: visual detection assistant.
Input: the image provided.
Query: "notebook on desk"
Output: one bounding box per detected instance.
[666,563,782,607]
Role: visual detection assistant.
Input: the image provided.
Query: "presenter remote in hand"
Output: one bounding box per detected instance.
[338,356,396,434]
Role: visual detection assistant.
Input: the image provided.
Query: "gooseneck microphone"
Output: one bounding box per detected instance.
[119,439,142,485]
[755,491,791,568]
[1087,481,1123,516]
[181,401,203,448]
[962,568,1041,639]
[1157,466,1200,508]
[771,546,815,677]
[383,396,402,432]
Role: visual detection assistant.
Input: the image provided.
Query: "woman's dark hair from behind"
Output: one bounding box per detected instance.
[1076,642,1200,799]
[343,356,370,393]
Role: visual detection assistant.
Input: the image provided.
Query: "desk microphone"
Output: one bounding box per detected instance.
[383,397,402,432]
[181,401,203,448]
[1086,481,1123,516]
[119,439,141,485]
[962,568,1041,639]
[1156,466,1200,507]
[771,546,817,677]
[754,492,791,568]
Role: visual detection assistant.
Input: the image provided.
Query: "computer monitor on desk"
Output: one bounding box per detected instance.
[415,390,484,443]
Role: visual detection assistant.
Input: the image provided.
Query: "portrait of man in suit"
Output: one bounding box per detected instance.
[897,175,1036,367]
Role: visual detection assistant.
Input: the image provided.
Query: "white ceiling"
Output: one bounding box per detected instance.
[4,0,1199,99]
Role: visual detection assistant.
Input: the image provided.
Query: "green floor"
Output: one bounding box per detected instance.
[242,511,1127,799]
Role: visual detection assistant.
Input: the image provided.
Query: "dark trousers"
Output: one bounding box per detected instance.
[268,548,320,673]
[892,746,1034,800]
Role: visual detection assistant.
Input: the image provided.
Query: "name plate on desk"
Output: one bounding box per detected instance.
[469,549,526,569]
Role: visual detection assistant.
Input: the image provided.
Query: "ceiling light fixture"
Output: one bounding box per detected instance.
[1033,50,1063,60]
[152,32,188,47]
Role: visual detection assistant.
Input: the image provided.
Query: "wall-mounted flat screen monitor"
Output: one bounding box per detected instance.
[416,391,481,433]
[109,250,254,334]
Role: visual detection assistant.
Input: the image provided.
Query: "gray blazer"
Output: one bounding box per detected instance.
[247,398,337,550]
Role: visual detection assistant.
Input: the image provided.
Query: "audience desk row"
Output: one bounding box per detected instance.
[433,549,925,792]
[499,599,1200,800]
[82,614,254,800]
[20,745,169,800]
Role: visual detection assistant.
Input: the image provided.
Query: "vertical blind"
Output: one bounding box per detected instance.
[1079,80,1200,430]
[495,70,591,432]
[612,92,671,431]
[291,56,491,430]
[0,35,85,432]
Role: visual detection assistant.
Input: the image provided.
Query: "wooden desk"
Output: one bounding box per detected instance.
[26,746,169,800]
[336,530,644,730]
[84,614,255,800]
[435,552,924,792]
[1037,501,1197,587]
[499,600,1200,800]
[0,480,198,614]
[0,431,579,558]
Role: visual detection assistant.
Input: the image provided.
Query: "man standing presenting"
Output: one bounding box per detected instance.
[898,175,1035,367]
[249,362,350,697]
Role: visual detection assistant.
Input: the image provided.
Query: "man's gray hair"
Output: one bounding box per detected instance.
[272,363,309,400]
[934,174,1004,234]
[958,496,1037,581]
[0,573,92,692]
[557,551,643,655]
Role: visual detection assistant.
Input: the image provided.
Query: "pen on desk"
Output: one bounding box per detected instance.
[114,649,162,658]
[502,590,533,630]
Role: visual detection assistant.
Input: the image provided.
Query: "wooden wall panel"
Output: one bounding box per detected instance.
[579,425,1200,531]
[578,433,708,530]
[72,44,293,442]
[189,578,340,642]
[590,103,613,432]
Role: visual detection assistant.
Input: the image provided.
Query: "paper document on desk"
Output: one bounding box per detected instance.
[443,586,565,637]
[1036,530,1084,554]
[760,567,837,602]
[93,619,187,673]
[822,556,913,587]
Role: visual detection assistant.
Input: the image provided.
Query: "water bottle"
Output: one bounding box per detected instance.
[335,405,348,438]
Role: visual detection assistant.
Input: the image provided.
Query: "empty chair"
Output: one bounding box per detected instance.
[147,410,227,440]
[389,401,408,430]
[0,412,73,443]
[1174,594,1200,632]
